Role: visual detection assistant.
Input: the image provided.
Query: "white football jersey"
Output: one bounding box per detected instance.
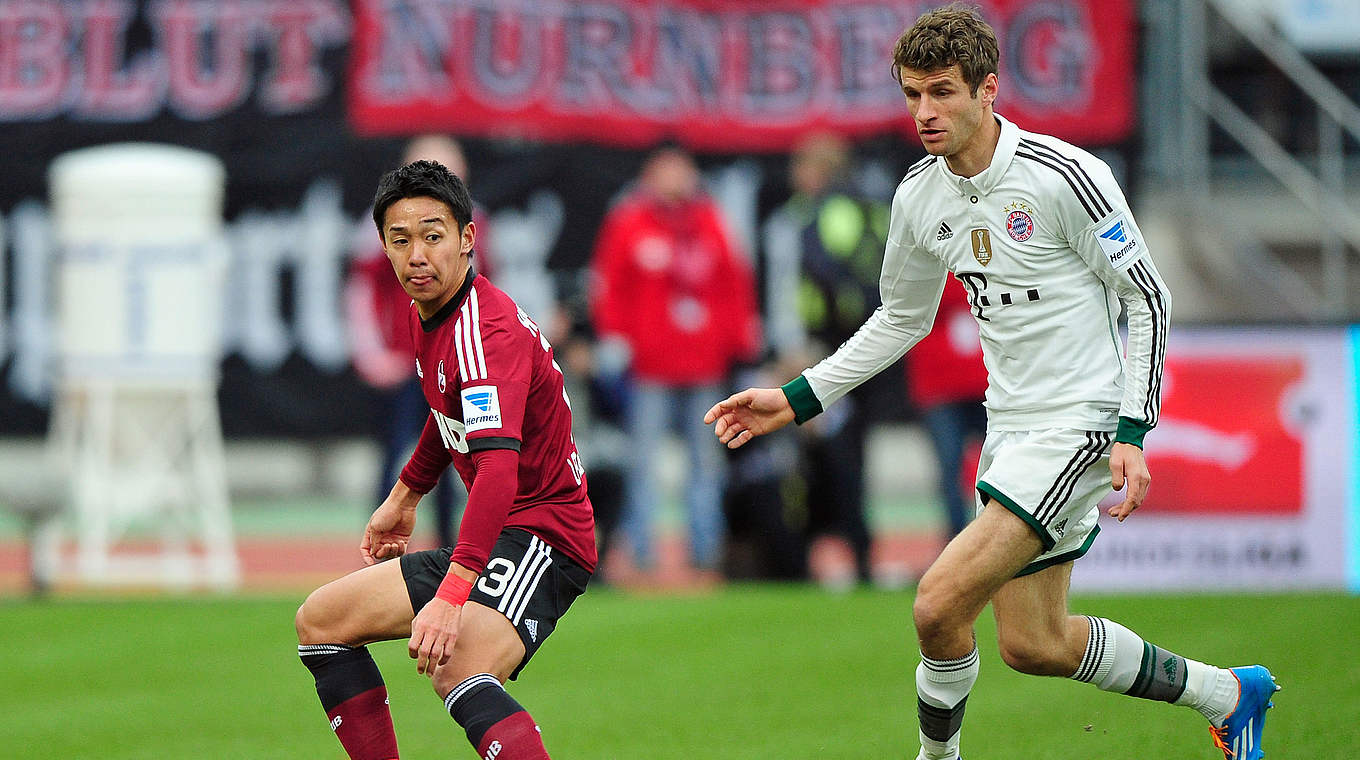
[803,114,1170,437]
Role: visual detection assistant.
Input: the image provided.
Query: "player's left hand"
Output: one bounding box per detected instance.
[1108,442,1150,522]
[409,597,463,676]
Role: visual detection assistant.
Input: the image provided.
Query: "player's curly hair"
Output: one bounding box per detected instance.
[891,3,999,96]
[372,159,474,239]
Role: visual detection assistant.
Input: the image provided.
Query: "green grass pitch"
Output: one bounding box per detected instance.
[1,587,1354,758]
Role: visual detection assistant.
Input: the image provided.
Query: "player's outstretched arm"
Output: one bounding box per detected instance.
[703,387,795,449]
[360,480,422,564]
[1107,442,1150,522]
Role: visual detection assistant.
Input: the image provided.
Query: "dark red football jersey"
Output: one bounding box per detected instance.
[406,271,596,572]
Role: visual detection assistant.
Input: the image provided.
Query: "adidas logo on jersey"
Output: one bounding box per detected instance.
[525,619,539,642]
[936,221,954,241]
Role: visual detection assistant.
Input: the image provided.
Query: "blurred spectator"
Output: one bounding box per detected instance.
[719,361,808,581]
[589,146,761,581]
[763,132,893,589]
[345,135,490,547]
[903,278,989,538]
[548,284,628,584]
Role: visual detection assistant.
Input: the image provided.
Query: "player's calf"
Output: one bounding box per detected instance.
[444,673,550,760]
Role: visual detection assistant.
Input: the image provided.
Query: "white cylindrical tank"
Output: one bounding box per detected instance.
[48,143,228,381]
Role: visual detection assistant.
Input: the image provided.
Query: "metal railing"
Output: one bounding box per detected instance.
[1156,0,1360,319]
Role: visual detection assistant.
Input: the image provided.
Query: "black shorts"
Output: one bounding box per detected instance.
[399,529,590,679]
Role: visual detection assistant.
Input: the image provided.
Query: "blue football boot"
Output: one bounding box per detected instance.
[1208,665,1279,759]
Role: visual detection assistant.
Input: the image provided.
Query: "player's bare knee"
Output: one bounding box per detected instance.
[430,664,466,699]
[912,587,958,645]
[431,659,503,699]
[295,588,336,644]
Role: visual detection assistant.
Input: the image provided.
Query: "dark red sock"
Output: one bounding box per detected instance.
[475,711,549,760]
[445,673,550,759]
[299,645,399,760]
[327,686,399,760]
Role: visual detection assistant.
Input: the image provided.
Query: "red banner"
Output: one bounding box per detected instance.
[346,0,1135,152]
[1143,357,1306,516]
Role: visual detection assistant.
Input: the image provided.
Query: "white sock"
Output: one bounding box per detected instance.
[916,647,979,760]
[1071,616,1236,725]
[1070,616,1143,692]
[1183,667,1240,727]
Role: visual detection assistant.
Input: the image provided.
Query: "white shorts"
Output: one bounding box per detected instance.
[975,428,1114,577]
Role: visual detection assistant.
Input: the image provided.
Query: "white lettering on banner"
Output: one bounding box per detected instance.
[0,179,351,400]
[219,179,349,372]
[0,0,349,122]
[0,182,578,403]
[5,201,54,403]
[0,170,762,409]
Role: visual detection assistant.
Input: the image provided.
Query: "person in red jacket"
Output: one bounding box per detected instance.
[903,277,990,538]
[589,146,760,581]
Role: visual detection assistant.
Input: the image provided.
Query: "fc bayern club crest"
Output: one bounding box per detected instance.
[1006,208,1034,241]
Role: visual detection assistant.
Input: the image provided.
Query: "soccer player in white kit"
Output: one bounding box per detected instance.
[705,5,1277,759]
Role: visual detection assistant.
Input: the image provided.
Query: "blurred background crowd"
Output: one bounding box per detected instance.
[0,0,1357,596]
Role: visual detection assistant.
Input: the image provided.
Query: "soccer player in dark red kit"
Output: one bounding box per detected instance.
[295,159,596,760]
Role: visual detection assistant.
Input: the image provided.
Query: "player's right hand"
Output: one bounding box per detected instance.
[703,387,796,449]
[409,597,462,676]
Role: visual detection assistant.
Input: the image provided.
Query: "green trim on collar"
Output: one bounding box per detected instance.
[780,375,823,425]
[1115,416,1154,449]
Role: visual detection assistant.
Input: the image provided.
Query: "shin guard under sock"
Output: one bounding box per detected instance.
[916,647,979,760]
[445,673,550,759]
[299,644,399,760]
[1071,616,1231,722]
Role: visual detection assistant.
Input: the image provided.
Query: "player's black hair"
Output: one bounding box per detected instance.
[372,159,473,240]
